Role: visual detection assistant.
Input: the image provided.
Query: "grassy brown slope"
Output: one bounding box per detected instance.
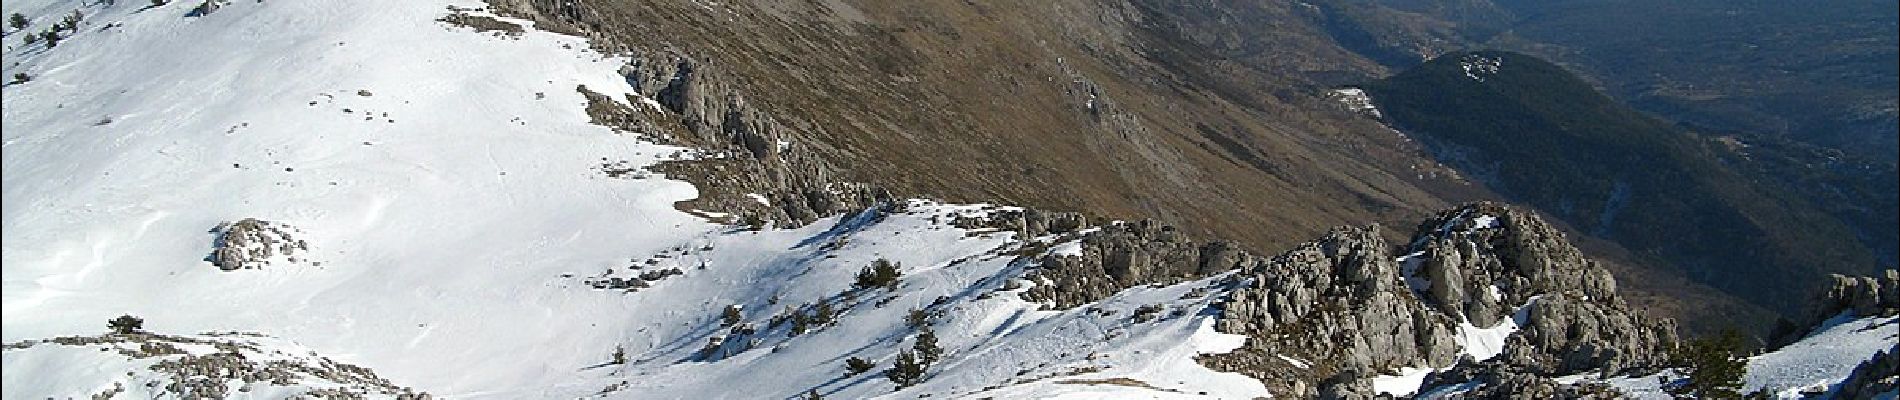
[492,0,1458,252]
[488,0,1769,333]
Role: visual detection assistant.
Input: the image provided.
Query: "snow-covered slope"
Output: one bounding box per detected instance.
[0,1,1268,398]
[1743,313,1898,398]
[3,331,427,398]
[1574,313,1898,400]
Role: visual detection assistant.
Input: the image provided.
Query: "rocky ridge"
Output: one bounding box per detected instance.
[2,331,427,399]
[970,201,1677,397]
[444,5,1681,396]
[1834,343,1899,400]
[1779,270,1900,399]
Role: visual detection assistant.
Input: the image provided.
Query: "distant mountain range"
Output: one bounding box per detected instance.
[1362,50,1895,322]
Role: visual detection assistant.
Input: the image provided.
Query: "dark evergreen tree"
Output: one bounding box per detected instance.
[1671,331,1748,399]
[854,259,901,290]
[107,315,143,334]
[845,357,875,376]
[8,13,27,30]
[905,308,930,329]
[885,351,924,387]
[913,327,942,366]
[810,299,834,326]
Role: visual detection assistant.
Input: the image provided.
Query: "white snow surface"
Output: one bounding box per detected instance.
[3,332,418,398]
[1372,367,1436,397]
[1329,88,1382,118]
[1459,55,1502,82]
[0,1,1269,398]
[1743,313,1898,398]
[1580,312,1898,399]
[1468,215,1499,230]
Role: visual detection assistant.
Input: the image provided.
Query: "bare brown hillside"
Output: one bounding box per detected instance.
[483,0,1774,333]
[492,0,1476,251]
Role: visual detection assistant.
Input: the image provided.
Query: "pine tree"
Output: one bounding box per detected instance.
[1672,331,1748,399]
[62,10,82,30]
[107,315,143,334]
[611,345,627,364]
[8,13,27,30]
[854,258,902,290]
[811,298,835,326]
[885,351,924,387]
[789,308,811,336]
[914,327,942,366]
[39,30,58,48]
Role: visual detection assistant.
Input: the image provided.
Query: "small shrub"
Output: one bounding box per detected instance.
[10,73,29,84]
[611,345,627,364]
[151,0,168,6]
[905,308,930,329]
[845,357,875,376]
[1132,304,1164,323]
[854,259,902,290]
[39,30,59,48]
[811,299,835,326]
[788,308,811,336]
[801,389,823,400]
[108,315,144,334]
[722,305,743,326]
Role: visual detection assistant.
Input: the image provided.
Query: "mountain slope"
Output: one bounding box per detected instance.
[1310,0,1899,163]
[0,1,1278,398]
[1361,51,1882,319]
[481,0,1463,255]
[2,0,716,395]
[2,1,1884,399]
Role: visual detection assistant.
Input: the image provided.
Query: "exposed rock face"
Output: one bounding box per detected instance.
[2,332,428,399]
[208,218,309,271]
[1416,360,1625,400]
[1195,202,1674,397]
[951,208,1091,239]
[1022,220,1231,309]
[1407,203,1675,375]
[993,202,1673,397]
[1834,343,1900,400]
[1200,225,1460,398]
[1774,269,1900,347]
[1815,270,1900,319]
[571,44,896,228]
[612,48,893,228]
